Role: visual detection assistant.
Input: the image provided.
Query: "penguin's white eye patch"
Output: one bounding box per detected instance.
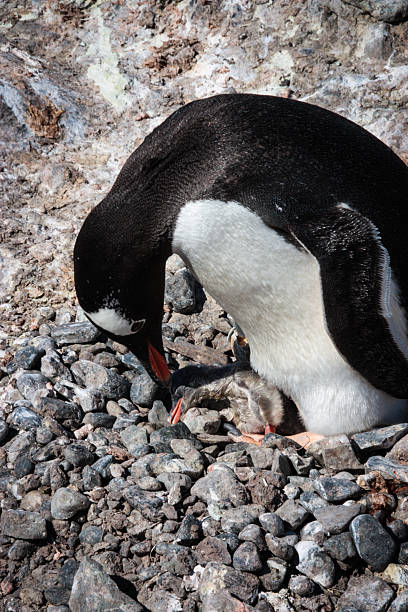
[85,308,145,336]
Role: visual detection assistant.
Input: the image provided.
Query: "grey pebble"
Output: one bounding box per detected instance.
[64,443,94,467]
[16,371,49,400]
[69,556,142,611]
[14,455,34,478]
[388,590,408,612]
[40,397,81,422]
[262,558,287,591]
[323,532,357,561]
[265,533,295,562]
[51,487,90,519]
[387,518,408,542]
[191,464,248,510]
[165,268,196,314]
[349,514,397,571]
[148,400,169,428]
[11,404,43,430]
[338,574,394,612]
[92,455,113,478]
[7,539,35,560]
[82,412,115,428]
[313,503,362,535]
[198,561,259,604]
[51,321,101,346]
[300,520,326,546]
[299,490,329,514]
[79,525,103,545]
[275,499,310,530]
[238,523,266,550]
[176,514,202,545]
[1,508,47,540]
[352,423,408,452]
[71,360,129,400]
[82,465,102,490]
[130,366,160,407]
[259,512,285,536]
[295,540,335,588]
[313,476,362,502]
[0,419,8,443]
[366,455,408,483]
[220,504,264,534]
[233,541,263,572]
[8,345,44,372]
[345,0,408,24]
[196,536,231,565]
[288,575,315,597]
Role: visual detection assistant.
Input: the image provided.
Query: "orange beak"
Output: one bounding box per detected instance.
[169,398,183,424]
[147,341,170,385]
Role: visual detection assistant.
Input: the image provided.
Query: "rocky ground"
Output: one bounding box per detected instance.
[1,259,408,611]
[1,0,408,611]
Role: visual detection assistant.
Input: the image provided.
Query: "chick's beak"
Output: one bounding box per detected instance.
[147,341,170,385]
[169,398,183,424]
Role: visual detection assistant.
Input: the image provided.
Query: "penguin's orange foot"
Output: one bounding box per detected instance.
[287,431,325,449]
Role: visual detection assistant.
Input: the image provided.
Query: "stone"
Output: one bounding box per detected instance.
[82,465,102,490]
[274,499,309,530]
[165,268,196,314]
[323,532,357,561]
[259,512,285,536]
[51,487,90,520]
[64,443,94,467]
[51,321,101,345]
[338,575,394,612]
[130,366,160,407]
[387,433,408,463]
[308,435,362,471]
[69,556,142,611]
[349,514,397,571]
[191,464,248,515]
[248,447,275,469]
[14,455,34,478]
[288,575,315,597]
[71,360,130,400]
[79,525,103,545]
[9,345,44,372]
[262,558,287,591]
[313,503,362,534]
[352,423,408,452]
[0,419,8,443]
[92,455,114,478]
[366,455,408,482]
[388,519,408,542]
[83,412,115,427]
[150,421,195,447]
[388,591,408,612]
[198,562,259,604]
[182,407,221,435]
[148,400,169,428]
[123,485,164,521]
[238,524,266,550]
[233,541,263,572]
[299,491,330,513]
[1,509,47,540]
[221,504,264,534]
[176,514,202,544]
[11,404,43,430]
[313,477,362,502]
[300,520,326,546]
[295,541,336,588]
[344,0,408,24]
[41,352,72,380]
[16,371,49,400]
[7,539,35,560]
[195,536,232,565]
[40,397,81,422]
[265,534,295,562]
[382,563,408,586]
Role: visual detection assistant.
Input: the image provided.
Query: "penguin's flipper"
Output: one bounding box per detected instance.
[291,204,408,399]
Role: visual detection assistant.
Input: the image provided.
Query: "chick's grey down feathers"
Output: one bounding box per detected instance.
[173,364,284,434]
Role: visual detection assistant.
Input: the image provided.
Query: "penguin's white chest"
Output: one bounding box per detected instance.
[172,199,405,434]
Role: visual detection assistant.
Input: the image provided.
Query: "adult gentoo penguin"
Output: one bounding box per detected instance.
[74,94,408,438]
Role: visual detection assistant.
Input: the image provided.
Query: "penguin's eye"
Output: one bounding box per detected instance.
[131,319,146,334]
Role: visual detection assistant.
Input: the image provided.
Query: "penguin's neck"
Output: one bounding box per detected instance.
[172,199,407,435]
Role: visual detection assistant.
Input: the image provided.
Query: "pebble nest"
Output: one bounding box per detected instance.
[1,258,408,612]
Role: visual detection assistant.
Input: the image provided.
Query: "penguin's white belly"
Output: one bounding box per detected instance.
[172,199,406,435]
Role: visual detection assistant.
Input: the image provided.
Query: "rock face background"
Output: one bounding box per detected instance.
[0,0,407,339]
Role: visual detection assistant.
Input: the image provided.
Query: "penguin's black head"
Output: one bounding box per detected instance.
[74,201,171,385]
